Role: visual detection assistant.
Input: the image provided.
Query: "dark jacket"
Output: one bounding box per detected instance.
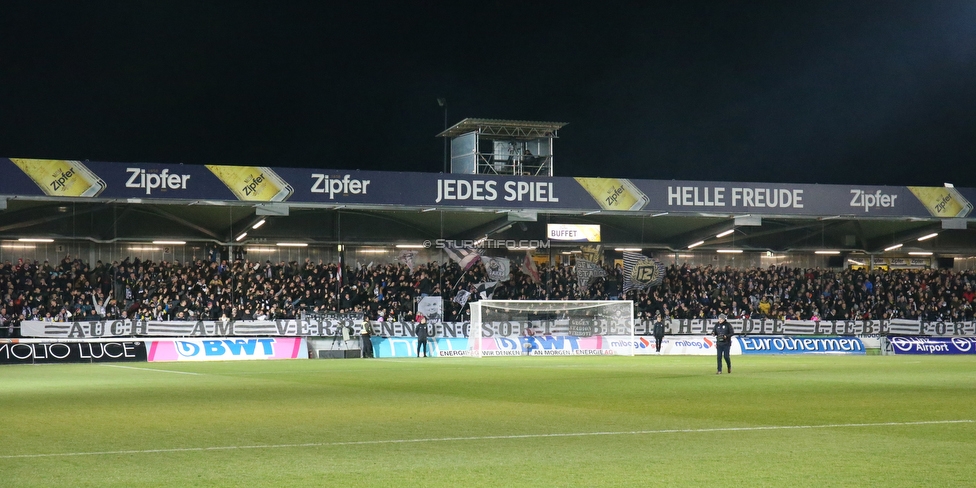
[416,321,429,339]
[712,320,733,344]
[652,320,666,338]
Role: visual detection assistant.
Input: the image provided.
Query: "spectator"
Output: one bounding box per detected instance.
[1,256,974,325]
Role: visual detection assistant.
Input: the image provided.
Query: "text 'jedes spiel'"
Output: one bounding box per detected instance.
[435,179,559,203]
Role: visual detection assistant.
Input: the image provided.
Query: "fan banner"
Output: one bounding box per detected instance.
[482,256,511,281]
[416,296,444,323]
[443,243,481,270]
[474,281,499,299]
[18,318,976,339]
[397,250,418,271]
[622,252,665,292]
[573,258,606,290]
[521,251,541,283]
[453,290,471,307]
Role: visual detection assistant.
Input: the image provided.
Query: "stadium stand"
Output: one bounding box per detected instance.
[2,255,973,338]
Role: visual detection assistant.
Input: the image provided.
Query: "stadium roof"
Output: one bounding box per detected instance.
[0,157,972,257]
[0,198,970,257]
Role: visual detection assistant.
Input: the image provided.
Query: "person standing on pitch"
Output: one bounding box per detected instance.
[416,314,430,357]
[712,313,733,374]
[652,313,666,353]
[360,318,374,358]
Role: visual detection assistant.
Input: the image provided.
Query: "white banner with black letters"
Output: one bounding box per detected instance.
[19,317,976,339]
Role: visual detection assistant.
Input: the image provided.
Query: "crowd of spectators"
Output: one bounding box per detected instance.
[1,254,974,337]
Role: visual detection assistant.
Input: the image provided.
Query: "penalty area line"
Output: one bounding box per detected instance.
[100,364,201,375]
[2,419,971,460]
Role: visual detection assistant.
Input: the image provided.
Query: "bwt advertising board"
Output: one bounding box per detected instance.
[374,335,727,357]
[888,337,976,355]
[2,158,973,218]
[373,336,617,357]
[146,337,307,362]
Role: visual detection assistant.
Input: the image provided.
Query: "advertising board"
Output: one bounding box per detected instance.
[145,337,307,362]
[0,341,146,364]
[3,157,973,218]
[888,337,976,355]
[737,336,865,355]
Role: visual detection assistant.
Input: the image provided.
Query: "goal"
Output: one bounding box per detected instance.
[468,300,635,357]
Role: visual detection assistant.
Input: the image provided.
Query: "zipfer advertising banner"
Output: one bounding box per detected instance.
[145,337,307,362]
[0,341,147,365]
[888,337,976,355]
[2,158,973,218]
[737,336,865,355]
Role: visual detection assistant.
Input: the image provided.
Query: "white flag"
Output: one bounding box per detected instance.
[483,257,511,282]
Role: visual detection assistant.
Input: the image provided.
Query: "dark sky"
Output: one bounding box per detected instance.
[3,1,976,187]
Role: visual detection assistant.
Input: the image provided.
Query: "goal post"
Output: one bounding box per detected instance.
[468,300,635,357]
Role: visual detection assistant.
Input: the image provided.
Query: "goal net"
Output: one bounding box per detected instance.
[468,300,635,358]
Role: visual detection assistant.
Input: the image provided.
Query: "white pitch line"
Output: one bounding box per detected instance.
[2,419,970,460]
[100,364,201,375]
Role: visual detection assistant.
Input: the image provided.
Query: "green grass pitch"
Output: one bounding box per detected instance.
[2,355,974,487]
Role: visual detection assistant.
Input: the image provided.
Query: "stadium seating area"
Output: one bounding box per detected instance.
[1,254,974,337]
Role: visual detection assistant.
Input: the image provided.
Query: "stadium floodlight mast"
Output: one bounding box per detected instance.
[437,98,448,173]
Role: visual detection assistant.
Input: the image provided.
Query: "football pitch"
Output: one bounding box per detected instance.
[2,355,974,487]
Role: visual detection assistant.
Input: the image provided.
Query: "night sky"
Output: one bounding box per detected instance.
[3,2,976,187]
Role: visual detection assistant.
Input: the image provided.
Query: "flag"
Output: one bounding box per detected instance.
[482,256,511,282]
[443,243,481,271]
[397,250,418,272]
[574,258,606,291]
[521,251,541,283]
[475,281,499,300]
[580,244,603,264]
[453,290,471,307]
[622,252,665,293]
[337,251,344,289]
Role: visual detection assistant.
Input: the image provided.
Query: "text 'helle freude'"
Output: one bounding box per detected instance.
[667,186,804,208]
